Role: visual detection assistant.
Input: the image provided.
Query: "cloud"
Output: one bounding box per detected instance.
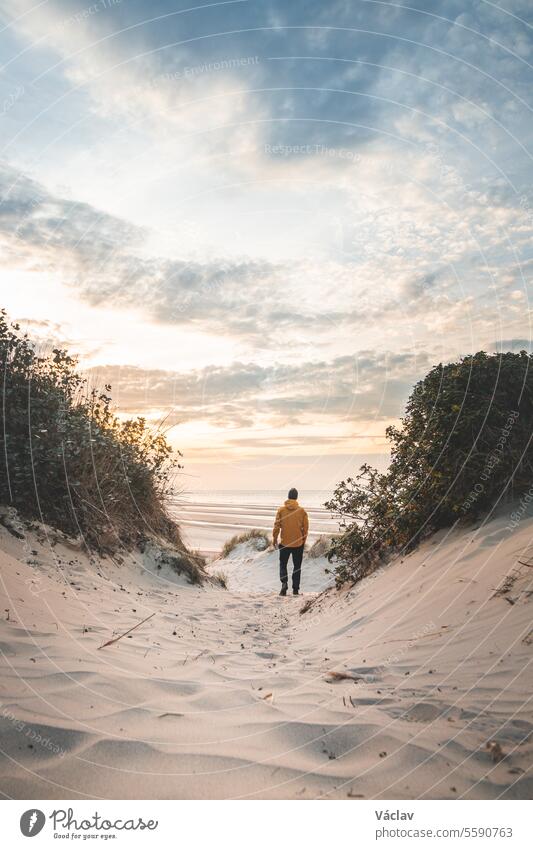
[0,0,530,485]
[0,0,531,368]
[1,149,530,362]
[0,170,141,259]
[489,338,532,352]
[0,160,286,341]
[87,348,430,429]
[5,0,532,170]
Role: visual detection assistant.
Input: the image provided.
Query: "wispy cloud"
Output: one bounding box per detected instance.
[0,0,531,476]
[87,349,430,429]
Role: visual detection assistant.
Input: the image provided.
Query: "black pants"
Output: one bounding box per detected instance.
[279,544,304,591]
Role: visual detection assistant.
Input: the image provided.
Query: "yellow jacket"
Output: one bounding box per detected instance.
[273,499,309,548]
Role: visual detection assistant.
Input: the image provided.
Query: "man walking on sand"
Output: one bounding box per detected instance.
[273,488,309,596]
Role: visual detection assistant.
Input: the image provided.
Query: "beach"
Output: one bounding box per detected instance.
[171,491,339,555]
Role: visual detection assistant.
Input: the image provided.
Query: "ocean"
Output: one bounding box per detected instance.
[178,489,333,508]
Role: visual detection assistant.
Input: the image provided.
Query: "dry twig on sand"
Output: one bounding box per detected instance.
[325,670,363,682]
[486,740,504,763]
[97,612,155,649]
[299,586,330,615]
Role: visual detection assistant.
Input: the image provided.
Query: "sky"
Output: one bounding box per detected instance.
[0,0,531,492]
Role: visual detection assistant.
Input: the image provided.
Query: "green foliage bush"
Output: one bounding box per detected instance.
[0,309,184,551]
[326,351,533,586]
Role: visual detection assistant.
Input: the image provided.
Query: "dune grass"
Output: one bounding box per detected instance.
[307,535,334,559]
[220,528,270,558]
[211,569,229,588]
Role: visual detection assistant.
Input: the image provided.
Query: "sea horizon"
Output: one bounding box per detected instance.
[174,488,334,509]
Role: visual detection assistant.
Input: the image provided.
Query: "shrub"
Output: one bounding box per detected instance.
[327,351,533,586]
[0,309,188,553]
[220,528,270,558]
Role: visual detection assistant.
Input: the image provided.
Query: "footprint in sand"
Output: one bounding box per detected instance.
[404,702,444,722]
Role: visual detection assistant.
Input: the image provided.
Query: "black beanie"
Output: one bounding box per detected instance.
[288,487,298,500]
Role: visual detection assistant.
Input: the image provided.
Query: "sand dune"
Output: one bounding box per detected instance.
[0,507,531,799]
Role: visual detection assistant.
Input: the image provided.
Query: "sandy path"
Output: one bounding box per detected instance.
[0,511,532,799]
